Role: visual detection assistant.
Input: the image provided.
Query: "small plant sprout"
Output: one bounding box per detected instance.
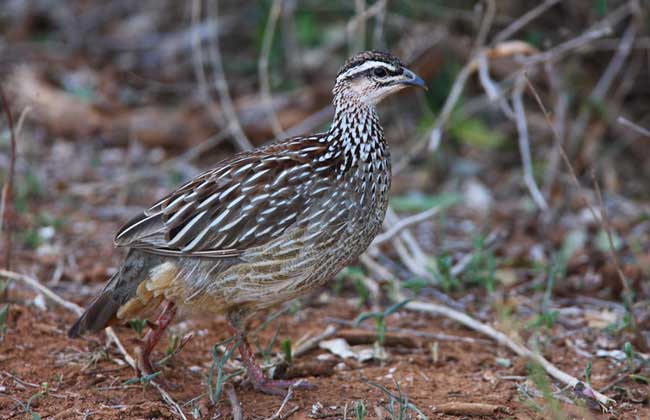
[583,361,592,385]
[158,332,193,367]
[354,299,411,346]
[0,304,8,340]
[207,335,244,404]
[354,400,366,420]
[124,371,161,386]
[365,380,428,420]
[623,341,635,370]
[129,318,148,338]
[281,338,293,365]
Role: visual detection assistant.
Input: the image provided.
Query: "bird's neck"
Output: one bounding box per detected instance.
[328,92,384,149]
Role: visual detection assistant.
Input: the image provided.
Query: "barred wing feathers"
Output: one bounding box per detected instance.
[114,139,333,258]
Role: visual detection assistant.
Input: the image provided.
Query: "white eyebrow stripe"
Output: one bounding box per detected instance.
[336,61,398,81]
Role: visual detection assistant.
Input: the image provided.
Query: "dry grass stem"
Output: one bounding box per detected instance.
[205,0,253,151]
[259,0,286,139]
[226,383,243,420]
[406,300,615,408]
[0,84,16,273]
[512,74,549,211]
[617,116,650,137]
[523,76,641,338]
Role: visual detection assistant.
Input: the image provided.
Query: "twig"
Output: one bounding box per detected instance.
[265,380,303,420]
[372,206,442,247]
[191,0,226,129]
[0,270,84,315]
[512,73,549,211]
[225,383,243,420]
[523,76,641,337]
[372,0,387,49]
[292,325,338,358]
[427,50,476,151]
[617,116,650,137]
[471,0,495,53]
[523,25,614,67]
[0,84,16,276]
[541,62,568,196]
[405,300,614,408]
[492,0,561,44]
[259,0,286,139]
[567,20,637,153]
[384,208,431,279]
[346,0,386,53]
[205,0,253,151]
[352,0,366,52]
[592,174,637,328]
[1,269,189,420]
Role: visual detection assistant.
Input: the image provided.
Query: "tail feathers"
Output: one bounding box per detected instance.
[68,249,162,338]
[68,292,121,338]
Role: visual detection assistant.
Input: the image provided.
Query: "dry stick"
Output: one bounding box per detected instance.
[405,300,614,407]
[492,0,561,44]
[428,0,495,152]
[259,0,286,139]
[541,62,569,196]
[292,325,338,359]
[512,74,549,211]
[617,116,650,138]
[0,105,29,234]
[225,384,243,420]
[352,0,366,52]
[424,24,612,154]
[384,208,430,276]
[0,84,16,277]
[592,174,638,331]
[265,380,303,420]
[346,0,385,53]
[205,0,252,151]
[567,20,637,154]
[371,0,387,49]
[372,205,442,247]
[191,0,225,129]
[522,76,641,335]
[471,0,495,53]
[0,269,189,420]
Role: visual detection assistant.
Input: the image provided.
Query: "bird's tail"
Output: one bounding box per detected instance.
[68,249,159,338]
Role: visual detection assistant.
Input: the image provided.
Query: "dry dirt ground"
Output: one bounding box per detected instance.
[1,293,649,420]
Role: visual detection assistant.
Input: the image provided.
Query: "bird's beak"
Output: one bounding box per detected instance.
[398,68,428,91]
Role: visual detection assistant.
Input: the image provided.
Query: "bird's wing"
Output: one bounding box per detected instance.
[114,139,335,258]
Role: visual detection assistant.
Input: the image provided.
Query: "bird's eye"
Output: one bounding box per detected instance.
[373,67,388,78]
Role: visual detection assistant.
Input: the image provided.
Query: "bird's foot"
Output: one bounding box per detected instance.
[133,349,180,390]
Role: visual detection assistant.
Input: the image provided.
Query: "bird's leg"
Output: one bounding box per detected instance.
[135,300,177,377]
[226,323,313,395]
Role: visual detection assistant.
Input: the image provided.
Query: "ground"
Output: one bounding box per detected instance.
[2,1,650,419]
[1,292,649,419]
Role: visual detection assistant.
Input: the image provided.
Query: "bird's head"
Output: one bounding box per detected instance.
[334,50,427,106]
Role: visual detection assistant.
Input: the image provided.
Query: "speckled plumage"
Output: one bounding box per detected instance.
[69,51,425,391]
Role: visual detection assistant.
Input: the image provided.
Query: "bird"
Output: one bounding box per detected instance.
[69,50,426,395]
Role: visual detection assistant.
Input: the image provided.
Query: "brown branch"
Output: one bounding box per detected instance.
[0,84,16,277]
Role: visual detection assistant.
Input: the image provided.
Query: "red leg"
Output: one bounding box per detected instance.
[226,323,313,395]
[136,301,177,376]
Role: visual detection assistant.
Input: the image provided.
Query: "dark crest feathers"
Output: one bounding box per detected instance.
[336,50,404,78]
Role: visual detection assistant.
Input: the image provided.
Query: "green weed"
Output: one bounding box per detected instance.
[354,299,411,346]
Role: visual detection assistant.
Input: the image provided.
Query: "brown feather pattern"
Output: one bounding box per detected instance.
[71,50,415,335]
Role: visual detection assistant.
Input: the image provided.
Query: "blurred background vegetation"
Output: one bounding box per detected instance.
[1,0,649,417]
